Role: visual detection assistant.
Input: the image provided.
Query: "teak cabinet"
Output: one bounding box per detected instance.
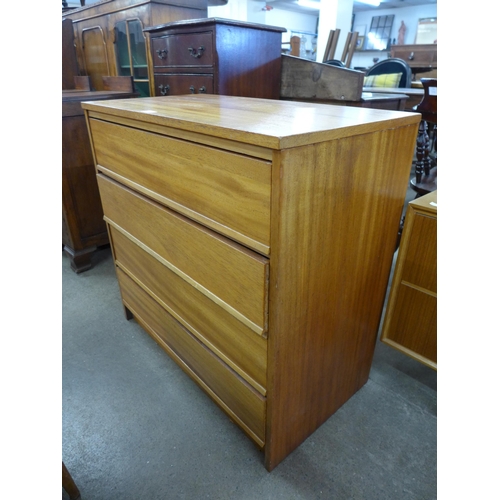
[143,18,285,99]
[82,95,420,470]
[381,190,437,370]
[63,0,208,92]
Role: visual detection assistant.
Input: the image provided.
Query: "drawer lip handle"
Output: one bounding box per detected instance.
[156,48,168,59]
[188,45,205,58]
[158,84,170,96]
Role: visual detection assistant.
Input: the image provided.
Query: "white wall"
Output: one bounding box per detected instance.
[208,0,319,44]
[350,3,437,68]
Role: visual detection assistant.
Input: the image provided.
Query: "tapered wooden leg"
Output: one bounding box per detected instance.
[62,462,81,500]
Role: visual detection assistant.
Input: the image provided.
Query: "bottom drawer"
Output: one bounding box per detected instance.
[116,267,266,446]
[153,74,214,96]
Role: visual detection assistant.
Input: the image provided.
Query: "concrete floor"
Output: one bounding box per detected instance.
[62,215,436,500]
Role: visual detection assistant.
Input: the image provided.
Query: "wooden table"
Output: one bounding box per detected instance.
[363,87,424,110]
[82,94,420,470]
[62,89,137,273]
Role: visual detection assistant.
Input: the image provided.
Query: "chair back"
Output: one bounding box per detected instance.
[364,58,412,88]
[414,78,437,124]
[324,59,345,68]
[322,29,341,62]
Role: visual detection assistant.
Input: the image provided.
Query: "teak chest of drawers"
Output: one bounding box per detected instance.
[143,18,285,99]
[82,95,420,470]
[381,190,437,370]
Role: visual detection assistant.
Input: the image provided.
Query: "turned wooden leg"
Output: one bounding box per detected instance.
[62,462,81,500]
[415,120,430,184]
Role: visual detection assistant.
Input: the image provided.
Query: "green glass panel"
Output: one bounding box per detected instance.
[114,21,130,76]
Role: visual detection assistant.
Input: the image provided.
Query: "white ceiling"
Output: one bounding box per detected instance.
[260,0,437,14]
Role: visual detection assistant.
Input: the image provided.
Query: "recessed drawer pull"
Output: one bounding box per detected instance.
[188,46,205,58]
[158,84,170,96]
[156,48,168,59]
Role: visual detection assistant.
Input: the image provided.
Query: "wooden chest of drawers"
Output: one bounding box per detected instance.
[82,95,420,470]
[143,18,285,98]
[381,190,437,370]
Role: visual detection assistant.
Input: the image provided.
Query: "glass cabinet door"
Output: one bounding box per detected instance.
[115,19,149,97]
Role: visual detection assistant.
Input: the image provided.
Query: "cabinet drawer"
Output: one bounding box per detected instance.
[151,32,213,68]
[117,268,266,446]
[98,175,269,335]
[110,226,267,394]
[153,74,214,97]
[90,118,271,253]
[401,212,437,293]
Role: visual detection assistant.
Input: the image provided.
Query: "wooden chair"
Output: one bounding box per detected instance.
[364,58,413,88]
[322,29,341,63]
[340,31,358,68]
[62,462,81,500]
[74,75,91,91]
[102,75,135,92]
[410,78,437,197]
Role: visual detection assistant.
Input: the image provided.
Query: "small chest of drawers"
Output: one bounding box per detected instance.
[381,191,437,370]
[143,17,285,99]
[83,95,420,470]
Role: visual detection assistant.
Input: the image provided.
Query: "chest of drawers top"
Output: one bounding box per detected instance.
[82,94,419,150]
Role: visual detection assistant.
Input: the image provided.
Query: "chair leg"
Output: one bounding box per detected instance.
[62,462,81,500]
[415,120,429,184]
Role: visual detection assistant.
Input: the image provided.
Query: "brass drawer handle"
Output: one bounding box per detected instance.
[156,48,168,60]
[188,46,205,58]
[189,85,195,94]
[158,84,170,96]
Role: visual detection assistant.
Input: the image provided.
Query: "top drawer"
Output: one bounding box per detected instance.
[151,31,213,69]
[88,118,271,254]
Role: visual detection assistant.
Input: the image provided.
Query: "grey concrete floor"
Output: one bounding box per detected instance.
[62,218,436,500]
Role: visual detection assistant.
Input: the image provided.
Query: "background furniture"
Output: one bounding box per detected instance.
[62,18,79,89]
[143,18,286,99]
[322,29,341,62]
[280,55,407,110]
[390,44,437,80]
[364,58,413,88]
[339,31,358,68]
[83,94,419,470]
[362,86,423,110]
[410,78,437,197]
[62,87,137,273]
[62,0,208,94]
[381,190,437,370]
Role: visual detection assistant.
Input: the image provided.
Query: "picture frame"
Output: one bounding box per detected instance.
[355,36,365,51]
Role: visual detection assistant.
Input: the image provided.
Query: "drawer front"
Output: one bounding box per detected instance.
[90,118,271,253]
[117,268,266,445]
[151,32,213,68]
[153,74,214,97]
[401,211,437,293]
[110,226,267,394]
[98,175,269,335]
[392,47,437,66]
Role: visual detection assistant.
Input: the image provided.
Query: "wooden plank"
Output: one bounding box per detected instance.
[265,122,419,470]
[111,226,268,395]
[89,118,272,252]
[97,174,269,335]
[280,54,364,102]
[117,268,266,445]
